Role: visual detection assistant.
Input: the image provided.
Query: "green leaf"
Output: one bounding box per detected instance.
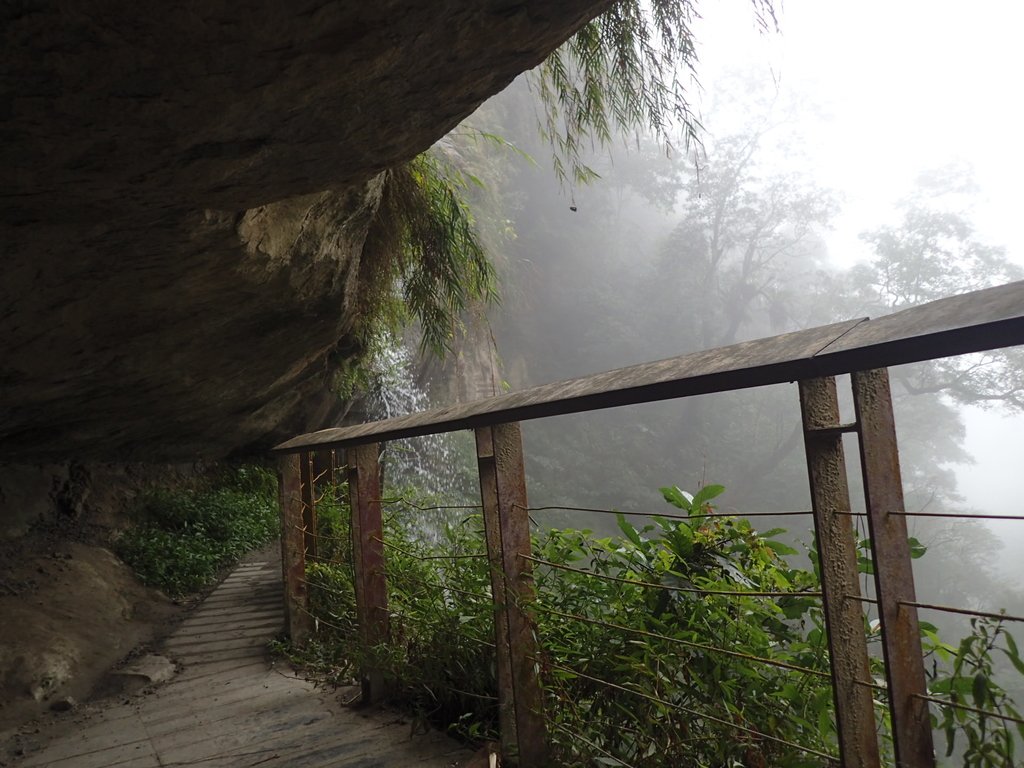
[814,704,832,739]
[956,634,976,665]
[972,673,988,709]
[1000,632,1024,676]
[691,484,726,509]
[949,676,975,696]
[765,539,798,556]
[1004,701,1022,720]
[616,513,643,547]
[923,629,956,662]
[907,536,928,559]
[659,485,692,511]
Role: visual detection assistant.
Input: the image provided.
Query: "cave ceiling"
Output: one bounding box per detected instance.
[0,0,610,460]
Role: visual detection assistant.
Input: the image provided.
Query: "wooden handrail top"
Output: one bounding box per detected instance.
[273,280,1024,453]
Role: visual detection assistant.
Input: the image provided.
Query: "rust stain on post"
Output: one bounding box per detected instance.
[299,450,317,559]
[347,442,389,703]
[852,368,935,768]
[278,453,312,646]
[476,423,548,767]
[799,377,881,768]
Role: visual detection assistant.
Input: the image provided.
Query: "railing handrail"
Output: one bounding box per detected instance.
[274,279,1024,453]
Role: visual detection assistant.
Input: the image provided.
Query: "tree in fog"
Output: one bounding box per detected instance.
[854,168,1024,411]
[644,130,838,350]
[615,128,839,508]
[490,122,843,514]
[493,115,1024,539]
[846,168,1024,615]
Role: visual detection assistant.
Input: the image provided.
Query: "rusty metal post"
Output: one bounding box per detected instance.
[476,425,517,760]
[475,422,548,767]
[851,368,935,768]
[278,453,313,646]
[347,442,389,703]
[299,450,317,559]
[799,377,881,768]
[330,449,341,487]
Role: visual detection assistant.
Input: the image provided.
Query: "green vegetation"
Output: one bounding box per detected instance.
[536,486,832,766]
[302,5,1024,763]
[335,148,500,398]
[345,1,742,378]
[929,618,1024,767]
[115,466,278,596]
[283,482,1024,767]
[358,153,498,359]
[531,0,780,187]
[534,0,717,186]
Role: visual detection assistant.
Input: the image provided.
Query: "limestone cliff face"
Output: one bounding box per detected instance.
[0,0,610,461]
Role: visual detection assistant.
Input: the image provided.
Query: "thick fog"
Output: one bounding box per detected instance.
[399,1,1024,643]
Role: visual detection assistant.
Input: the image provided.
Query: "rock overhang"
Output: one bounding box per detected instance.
[0,0,612,461]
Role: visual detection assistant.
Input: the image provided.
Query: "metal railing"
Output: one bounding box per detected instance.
[272,279,1024,767]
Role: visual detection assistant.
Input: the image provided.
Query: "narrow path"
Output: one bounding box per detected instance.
[15,559,470,767]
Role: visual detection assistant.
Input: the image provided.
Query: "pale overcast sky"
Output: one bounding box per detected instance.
[693,0,1024,267]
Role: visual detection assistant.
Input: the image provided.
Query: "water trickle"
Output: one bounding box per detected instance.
[361,338,478,543]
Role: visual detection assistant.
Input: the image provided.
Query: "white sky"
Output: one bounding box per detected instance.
[691,0,1024,570]
[693,0,1024,267]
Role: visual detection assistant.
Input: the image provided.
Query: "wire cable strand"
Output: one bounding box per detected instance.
[900,601,1024,624]
[532,603,830,680]
[299,577,355,603]
[519,503,812,521]
[372,497,483,511]
[373,536,486,561]
[913,694,1024,726]
[387,609,496,650]
[287,523,352,548]
[886,511,1024,520]
[524,555,822,599]
[420,680,499,702]
[537,659,838,762]
[295,603,353,633]
[548,721,639,768]
[381,566,493,603]
[846,593,1024,624]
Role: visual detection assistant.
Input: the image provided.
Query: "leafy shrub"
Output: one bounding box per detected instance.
[115,465,278,596]
[294,500,499,741]
[533,484,833,767]
[287,483,1024,767]
[928,617,1024,767]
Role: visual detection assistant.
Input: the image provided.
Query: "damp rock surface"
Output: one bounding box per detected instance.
[0,0,610,461]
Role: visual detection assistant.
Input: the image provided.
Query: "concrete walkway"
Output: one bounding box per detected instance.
[15,559,469,767]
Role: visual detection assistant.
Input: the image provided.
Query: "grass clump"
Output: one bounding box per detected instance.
[115,465,278,596]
